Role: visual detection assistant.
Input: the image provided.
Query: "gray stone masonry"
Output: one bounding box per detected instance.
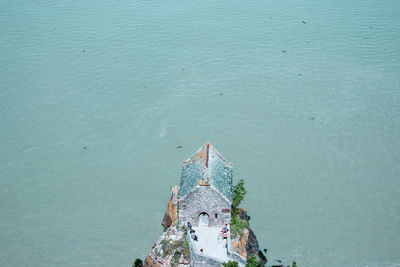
[179,185,231,227]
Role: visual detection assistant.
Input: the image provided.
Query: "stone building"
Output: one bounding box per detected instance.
[144,143,267,267]
[178,142,232,228]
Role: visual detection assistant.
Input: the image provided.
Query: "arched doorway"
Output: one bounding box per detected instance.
[198,212,209,227]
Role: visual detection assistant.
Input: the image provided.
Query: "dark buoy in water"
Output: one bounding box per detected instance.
[82,50,86,52]
[176,145,183,149]
[83,146,87,150]
[281,50,287,53]
[302,20,307,24]
[311,117,315,120]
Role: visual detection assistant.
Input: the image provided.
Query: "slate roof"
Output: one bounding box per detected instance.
[179,143,233,202]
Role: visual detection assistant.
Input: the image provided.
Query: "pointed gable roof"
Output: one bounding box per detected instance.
[179,143,233,202]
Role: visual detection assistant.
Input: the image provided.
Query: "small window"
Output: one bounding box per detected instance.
[215,213,218,219]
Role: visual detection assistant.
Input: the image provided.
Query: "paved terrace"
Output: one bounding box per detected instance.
[191,226,229,262]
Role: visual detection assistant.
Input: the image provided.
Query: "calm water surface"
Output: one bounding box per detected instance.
[1,0,399,266]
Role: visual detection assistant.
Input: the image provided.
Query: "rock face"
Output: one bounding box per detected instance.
[231,229,266,266]
[246,229,260,257]
[161,186,179,230]
[237,209,260,256]
[238,208,251,222]
[231,228,250,258]
[145,186,190,267]
[143,227,190,267]
[230,208,267,266]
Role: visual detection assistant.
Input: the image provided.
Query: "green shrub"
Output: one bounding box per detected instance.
[171,251,181,266]
[232,179,247,217]
[230,215,249,237]
[133,258,143,267]
[171,240,180,250]
[169,238,189,260]
[161,238,173,257]
[223,260,239,267]
[245,255,258,267]
[181,238,190,258]
[161,238,169,246]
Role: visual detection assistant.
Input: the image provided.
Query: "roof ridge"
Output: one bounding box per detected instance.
[179,143,233,201]
[184,143,230,166]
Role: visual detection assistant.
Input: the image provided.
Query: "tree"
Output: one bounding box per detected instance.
[245,255,258,267]
[232,179,247,216]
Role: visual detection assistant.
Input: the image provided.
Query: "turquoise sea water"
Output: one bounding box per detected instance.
[1,0,399,266]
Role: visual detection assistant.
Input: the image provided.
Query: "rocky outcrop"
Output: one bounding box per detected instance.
[230,208,266,266]
[246,229,260,257]
[145,186,190,267]
[161,186,179,230]
[144,181,269,267]
[143,226,190,267]
[238,208,250,222]
[231,228,250,258]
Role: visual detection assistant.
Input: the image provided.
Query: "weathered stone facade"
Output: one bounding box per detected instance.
[179,185,231,227]
[178,143,233,228]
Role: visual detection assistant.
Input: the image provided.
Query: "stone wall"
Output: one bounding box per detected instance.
[179,185,231,227]
[226,249,247,266]
[189,250,224,267]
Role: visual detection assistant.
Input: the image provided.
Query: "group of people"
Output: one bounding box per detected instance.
[186,222,229,239]
[186,222,198,241]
